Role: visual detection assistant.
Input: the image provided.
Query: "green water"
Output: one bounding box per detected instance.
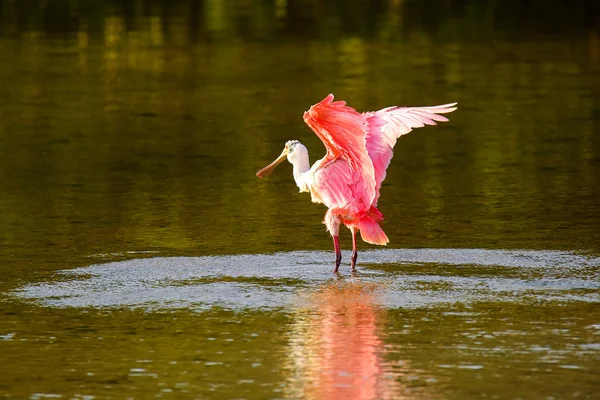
[1,1,599,399]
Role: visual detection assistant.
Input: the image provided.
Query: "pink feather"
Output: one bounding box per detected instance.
[363,103,457,205]
[303,95,457,244]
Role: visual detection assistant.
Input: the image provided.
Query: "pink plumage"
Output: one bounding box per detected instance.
[256,94,457,272]
[364,102,458,205]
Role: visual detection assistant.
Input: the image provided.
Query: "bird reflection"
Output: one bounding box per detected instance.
[285,279,406,400]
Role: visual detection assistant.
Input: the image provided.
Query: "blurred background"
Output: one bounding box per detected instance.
[1,0,599,268]
[0,1,599,398]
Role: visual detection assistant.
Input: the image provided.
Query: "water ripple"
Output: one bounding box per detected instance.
[11,249,600,310]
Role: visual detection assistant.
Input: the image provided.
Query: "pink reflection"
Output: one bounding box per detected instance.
[286,281,407,400]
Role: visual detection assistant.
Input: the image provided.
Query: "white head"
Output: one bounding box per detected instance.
[256,140,309,178]
[285,140,309,166]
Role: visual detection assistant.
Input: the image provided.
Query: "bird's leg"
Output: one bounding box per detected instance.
[325,209,342,273]
[351,228,358,270]
[332,235,342,273]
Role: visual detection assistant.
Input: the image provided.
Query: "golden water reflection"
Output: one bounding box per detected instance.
[286,280,434,400]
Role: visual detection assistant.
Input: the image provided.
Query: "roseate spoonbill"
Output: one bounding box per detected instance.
[256,94,457,273]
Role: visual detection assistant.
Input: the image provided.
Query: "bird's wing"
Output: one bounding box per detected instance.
[364,103,457,205]
[310,159,356,209]
[303,94,376,209]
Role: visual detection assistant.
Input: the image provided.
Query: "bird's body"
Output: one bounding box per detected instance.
[257,94,457,272]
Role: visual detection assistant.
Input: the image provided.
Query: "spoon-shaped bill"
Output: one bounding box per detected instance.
[256,148,288,178]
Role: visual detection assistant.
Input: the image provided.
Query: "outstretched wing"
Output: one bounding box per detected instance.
[303,94,376,210]
[364,103,457,205]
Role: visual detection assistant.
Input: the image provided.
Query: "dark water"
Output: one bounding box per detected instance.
[1,1,600,399]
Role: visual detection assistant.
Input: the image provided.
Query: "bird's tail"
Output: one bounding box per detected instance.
[358,207,389,245]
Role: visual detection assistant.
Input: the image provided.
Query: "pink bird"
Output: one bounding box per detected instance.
[256,94,457,273]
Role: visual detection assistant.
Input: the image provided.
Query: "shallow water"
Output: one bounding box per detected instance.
[5,249,600,399]
[1,0,600,399]
[13,249,600,310]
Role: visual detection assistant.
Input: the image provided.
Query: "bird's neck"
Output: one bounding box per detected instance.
[292,154,311,192]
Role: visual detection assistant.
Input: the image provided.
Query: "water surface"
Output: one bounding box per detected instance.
[1,0,599,398]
